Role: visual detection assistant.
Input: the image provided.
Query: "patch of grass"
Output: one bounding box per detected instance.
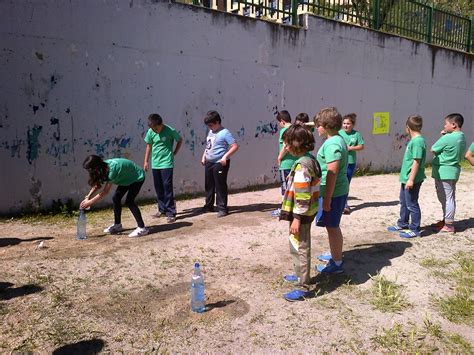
[369,273,410,313]
[432,288,473,325]
[371,322,437,352]
[419,257,451,268]
[445,333,473,353]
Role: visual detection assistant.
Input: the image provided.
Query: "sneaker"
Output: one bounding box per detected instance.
[343,207,351,215]
[283,274,299,283]
[439,224,455,233]
[128,227,149,238]
[166,216,176,223]
[387,225,407,232]
[103,224,123,234]
[217,211,228,218]
[151,212,165,218]
[399,230,421,238]
[271,208,281,217]
[283,289,310,302]
[317,252,332,262]
[431,220,445,231]
[316,259,344,274]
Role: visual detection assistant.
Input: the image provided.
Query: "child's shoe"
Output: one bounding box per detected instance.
[166,216,176,223]
[316,259,344,274]
[343,207,351,215]
[103,224,123,234]
[128,227,149,238]
[438,224,455,233]
[283,289,309,302]
[271,208,281,217]
[317,252,332,262]
[430,220,445,231]
[151,212,165,218]
[387,225,407,232]
[283,274,299,283]
[399,230,421,238]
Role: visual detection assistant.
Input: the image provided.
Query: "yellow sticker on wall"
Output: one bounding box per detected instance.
[373,112,390,135]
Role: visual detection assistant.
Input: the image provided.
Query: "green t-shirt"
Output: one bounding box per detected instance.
[279,126,298,170]
[144,125,182,169]
[399,135,426,184]
[431,131,466,181]
[338,129,364,165]
[316,135,349,198]
[106,158,145,186]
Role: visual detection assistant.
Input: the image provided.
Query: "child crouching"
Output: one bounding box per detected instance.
[279,125,321,302]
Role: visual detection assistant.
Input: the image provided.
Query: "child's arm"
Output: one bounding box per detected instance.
[219,143,239,166]
[405,159,420,190]
[80,183,112,209]
[323,160,339,211]
[143,144,152,171]
[277,146,288,166]
[348,144,364,152]
[465,150,474,166]
[174,138,183,156]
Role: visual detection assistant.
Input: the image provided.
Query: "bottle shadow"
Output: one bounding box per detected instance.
[52,338,105,355]
[0,282,43,301]
[204,299,236,312]
[0,236,54,248]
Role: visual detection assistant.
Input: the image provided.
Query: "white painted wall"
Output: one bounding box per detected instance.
[0,0,472,214]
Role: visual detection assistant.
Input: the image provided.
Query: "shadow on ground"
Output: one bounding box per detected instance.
[350,200,399,212]
[421,217,474,237]
[52,338,105,355]
[177,203,280,220]
[0,236,54,248]
[309,241,412,296]
[0,281,43,300]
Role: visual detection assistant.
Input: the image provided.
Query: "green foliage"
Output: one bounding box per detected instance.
[369,273,410,313]
[49,198,76,217]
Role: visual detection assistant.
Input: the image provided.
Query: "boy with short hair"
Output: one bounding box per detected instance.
[313,107,348,274]
[279,125,321,301]
[430,113,466,233]
[143,113,182,223]
[273,110,297,217]
[201,111,239,217]
[387,115,426,238]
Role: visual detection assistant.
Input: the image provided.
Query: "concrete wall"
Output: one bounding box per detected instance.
[0,0,472,214]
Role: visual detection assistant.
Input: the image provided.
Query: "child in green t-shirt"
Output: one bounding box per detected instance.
[387,115,426,238]
[272,110,296,217]
[465,141,474,166]
[430,113,466,233]
[339,113,364,214]
[80,155,148,238]
[143,113,182,223]
[313,107,348,274]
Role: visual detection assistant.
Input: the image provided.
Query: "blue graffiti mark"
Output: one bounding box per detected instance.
[50,117,60,141]
[255,121,278,138]
[84,135,132,157]
[10,139,23,158]
[27,125,43,164]
[237,126,245,139]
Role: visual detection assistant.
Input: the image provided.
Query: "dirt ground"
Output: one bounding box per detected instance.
[1,169,473,353]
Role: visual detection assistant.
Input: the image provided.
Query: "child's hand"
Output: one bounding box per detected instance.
[219,158,227,166]
[80,199,92,209]
[143,162,149,172]
[405,180,414,190]
[323,198,331,212]
[201,157,206,165]
[290,218,301,235]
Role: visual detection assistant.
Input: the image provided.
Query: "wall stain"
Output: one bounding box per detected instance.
[27,125,43,164]
[255,121,278,138]
[393,132,409,150]
[84,135,132,157]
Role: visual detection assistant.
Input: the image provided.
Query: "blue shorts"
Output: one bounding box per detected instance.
[315,194,348,228]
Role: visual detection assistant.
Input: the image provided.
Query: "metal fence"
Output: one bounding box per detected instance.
[185,0,472,52]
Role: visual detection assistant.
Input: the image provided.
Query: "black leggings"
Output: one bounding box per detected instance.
[112,180,145,228]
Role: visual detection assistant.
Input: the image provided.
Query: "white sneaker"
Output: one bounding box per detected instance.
[103,223,123,234]
[128,227,149,238]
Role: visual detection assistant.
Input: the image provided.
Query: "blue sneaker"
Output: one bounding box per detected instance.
[316,259,344,274]
[317,252,332,262]
[387,225,407,232]
[399,230,421,238]
[271,208,281,217]
[283,274,299,283]
[283,289,310,302]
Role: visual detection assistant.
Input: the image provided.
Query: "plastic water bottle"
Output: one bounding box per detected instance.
[76,209,87,240]
[191,262,205,313]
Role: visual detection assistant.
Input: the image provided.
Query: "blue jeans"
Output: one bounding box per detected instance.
[345,163,356,208]
[397,182,422,232]
[152,168,176,217]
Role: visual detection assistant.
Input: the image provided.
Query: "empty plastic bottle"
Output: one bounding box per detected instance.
[191,262,205,313]
[76,209,87,240]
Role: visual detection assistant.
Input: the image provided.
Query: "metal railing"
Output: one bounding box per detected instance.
[184,0,473,52]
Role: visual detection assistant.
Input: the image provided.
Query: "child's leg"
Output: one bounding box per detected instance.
[124,180,145,228]
[289,223,311,288]
[280,169,291,196]
[326,226,343,262]
[112,186,128,224]
[406,182,422,232]
[204,162,216,209]
[161,168,176,217]
[442,180,456,225]
[344,163,356,208]
[214,161,230,213]
[397,184,410,229]
[434,179,446,220]
[152,169,165,213]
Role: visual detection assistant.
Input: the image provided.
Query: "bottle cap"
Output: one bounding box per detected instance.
[194,262,200,268]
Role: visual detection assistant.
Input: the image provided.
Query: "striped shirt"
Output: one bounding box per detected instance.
[280,155,321,223]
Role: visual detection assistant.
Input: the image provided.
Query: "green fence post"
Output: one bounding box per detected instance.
[468,16,473,52]
[372,0,380,30]
[193,0,200,5]
[427,5,432,44]
[291,0,298,26]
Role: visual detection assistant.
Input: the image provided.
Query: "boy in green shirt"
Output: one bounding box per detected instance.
[430,113,466,233]
[387,115,426,238]
[143,113,182,223]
